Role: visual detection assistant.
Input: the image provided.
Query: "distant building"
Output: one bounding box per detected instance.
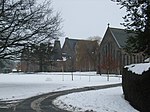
[62,37,99,72]
[61,38,79,72]
[75,40,98,71]
[97,27,145,75]
[20,38,99,72]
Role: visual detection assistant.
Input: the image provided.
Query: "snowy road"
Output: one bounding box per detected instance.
[0,83,121,112]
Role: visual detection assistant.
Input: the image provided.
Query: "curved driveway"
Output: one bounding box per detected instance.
[0,83,121,112]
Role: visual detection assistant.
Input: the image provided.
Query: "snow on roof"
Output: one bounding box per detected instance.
[125,63,150,75]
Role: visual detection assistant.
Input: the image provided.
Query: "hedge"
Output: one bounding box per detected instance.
[122,67,150,112]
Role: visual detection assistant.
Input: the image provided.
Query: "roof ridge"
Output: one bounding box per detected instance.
[109,27,125,30]
[67,38,97,42]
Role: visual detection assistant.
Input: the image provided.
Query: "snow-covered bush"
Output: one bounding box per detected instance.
[122,63,150,112]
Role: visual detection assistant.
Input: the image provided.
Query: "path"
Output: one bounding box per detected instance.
[0,83,121,112]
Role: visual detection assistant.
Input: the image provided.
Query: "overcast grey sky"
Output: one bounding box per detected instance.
[39,0,126,44]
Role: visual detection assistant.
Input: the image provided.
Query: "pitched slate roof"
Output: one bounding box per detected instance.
[66,38,79,51]
[64,38,97,51]
[62,38,98,59]
[109,27,137,48]
[62,38,80,58]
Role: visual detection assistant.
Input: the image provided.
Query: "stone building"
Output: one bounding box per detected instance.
[62,37,99,72]
[98,27,145,75]
[75,40,98,71]
[19,38,99,72]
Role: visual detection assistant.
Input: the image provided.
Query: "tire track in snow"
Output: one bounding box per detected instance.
[31,83,121,112]
[31,93,61,112]
[0,83,121,112]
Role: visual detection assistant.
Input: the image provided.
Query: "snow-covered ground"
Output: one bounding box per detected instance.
[0,72,121,101]
[53,87,138,112]
[0,72,138,112]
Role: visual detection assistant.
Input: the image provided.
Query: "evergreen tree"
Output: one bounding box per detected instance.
[30,43,53,72]
[0,59,14,72]
[112,0,150,56]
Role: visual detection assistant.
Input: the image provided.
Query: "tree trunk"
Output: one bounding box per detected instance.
[107,70,109,81]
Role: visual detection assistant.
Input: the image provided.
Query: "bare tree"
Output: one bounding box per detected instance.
[0,0,62,59]
[99,53,119,81]
[88,36,102,45]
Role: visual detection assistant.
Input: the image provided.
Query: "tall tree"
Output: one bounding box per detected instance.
[112,0,150,56]
[32,43,53,72]
[0,0,62,59]
[21,42,53,72]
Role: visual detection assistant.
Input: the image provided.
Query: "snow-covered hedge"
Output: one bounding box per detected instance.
[125,63,150,75]
[122,63,150,112]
